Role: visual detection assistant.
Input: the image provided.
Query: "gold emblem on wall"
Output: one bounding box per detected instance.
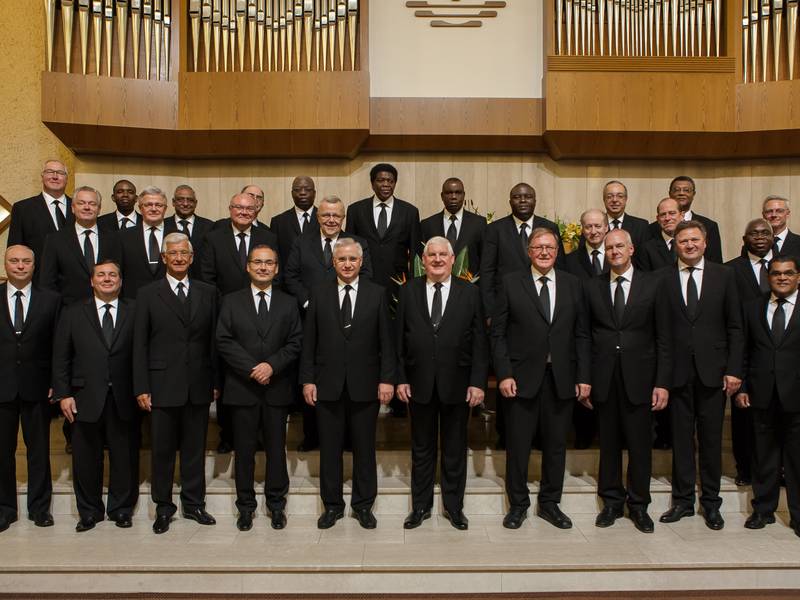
[406,0,507,28]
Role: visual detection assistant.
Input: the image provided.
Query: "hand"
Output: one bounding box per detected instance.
[213,388,221,402]
[723,375,742,397]
[498,378,517,398]
[735,392,751,409]
[466,386,485,408]
[378,383,394,405]
[303,383,317,406]
[59,397,77,423]
[651,387,669,411]
[396,383,412,404]
[485,317,492,328]
[250,362,274,385]
[137,393,152,412]
[576,383,591,401]
[48,388,54,402]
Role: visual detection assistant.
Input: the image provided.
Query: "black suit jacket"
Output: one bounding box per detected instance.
[778,230,800,259]
[97,211,141,232]
[119,222,178,299]
[216,287,303,408]
[649,212,723,263]
[726,255,766,305]
[345,197,421,289]
[168,214,215,278]
[39,227,122,305]
[133,279,219,406]
[741,295,800,412]
[660,262,744,389]
[299,279,395,403]
[479,214,566,317]
[283,233,374,308]
[584,270,671,404]
[212,217,268,231]
[200,225,279,295]
[396,277,489,404]
[617,213,652,251]
[490,269,590,400]
[270,206,320,265]
[420,210,487,276]
[52,297,136,422]
[0,284,60,403]
[637,236,676,272]
[564,241,608,280]
[8,194,73,279]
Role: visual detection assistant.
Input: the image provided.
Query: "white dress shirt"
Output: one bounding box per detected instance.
[232,224,252,253]
[748,250,773,283]
[774,229,788,253]
[174,214,196,236]
[373,196,395,229]
[425,276,451,317]
[338,278,359,312]
[117,210,139,229]
[95,296,118,326]
[42,191,67,229]
[586,242,606,267]
[514,215,535,236]
[678,258,705,303]
[767,290,797,329]
[75,223,99,263]
[443,208,464,239]
[683,209,694,221]
[608,213,626,230]
[6,281,32,324]
[531,267,556,322]
[166,273,190,296]
[251,284,272,312]
[321,232,340,250]
[143,222,165,262]
[609,265,634,304]
[296,207,313,232]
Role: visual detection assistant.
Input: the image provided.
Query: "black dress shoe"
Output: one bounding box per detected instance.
[703,508,725,530]
[153,515,171,534]
[183,508,216,525]
[317,508,344,529]
[217,440,233,454]
[735,473,752,487]
[744,511,775,529]
[237,511,254,531]
[65,442,73,454]
[629,509,654,533]
[502,507,527,530]
[659,505,695,523]
[75,517,97,532]
[403,508,431,530]
[270,509,287,530]
[791,521,800,538]
[537,504,572,529]
[352,507,377,529]
[595,506,624,528]
[113,515,133,529]
[443,509,469,531]
[30,512,54,527]
[0,515,12,533]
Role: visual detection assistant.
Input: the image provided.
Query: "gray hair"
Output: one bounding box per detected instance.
[320,195,344,206]
[605,227,633,245]
[74,185,102,204]
[763,195,791,210]
[138,186,168,203]
[423,236,454,256]
[333,237,363,257]
[580,208,608,226]
[161,232,193,253]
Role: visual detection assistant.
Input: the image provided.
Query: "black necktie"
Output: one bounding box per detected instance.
[302,212,310,233]
[668,239,674,255]
[772,298,788,345]
[612,218,621,230]
[520,223,529,253]
[685,266,699,319]
[176,281,187,303]
[52,200,66,229]
[377,203,388,238]
[323,237,333,267]
[341,284,353,328]
[431,282,443,329]
[148,226,160,264]
[538,275,551,324]
[237,232,247,269]
[773,237,782,256]
[446,215,458,247]
[82,230,95,270]
[758,259,771,294]
[179,219,190,235]
[591,249,602,275]
[120,216,131,229]
[13,291,24,334]
[614,276,626,324]
[101,303,114,346]
[257,290,269,321]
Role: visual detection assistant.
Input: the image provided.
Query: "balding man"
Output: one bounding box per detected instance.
[762,196,800,258]
[565,209,610,281]
[98,180,140,232]
[167,185,214,278]
[270,176,320,265]
[638,198,683,273]
[213,185,269,230]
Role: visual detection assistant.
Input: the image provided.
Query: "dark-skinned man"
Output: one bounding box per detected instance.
[762,196,800,258]
[98,179,140,232]
[602,180,651,250]
[420,178,486,276]
[169,185,214,278]
[216,244,303,532]
[270,176,319,265]
[736,256,800,537]
[53,260,138,532]
[300,238,395,530]
[638,198,683,273]
[584,229,671,534]
[133,233,220,534]
[491,228,591,531]
[658,221,743,530]
[396,237,489,531]
[726,218,775,487]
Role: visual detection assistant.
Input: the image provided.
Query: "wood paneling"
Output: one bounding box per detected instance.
[548,57,736,73]
[736,80,800,131]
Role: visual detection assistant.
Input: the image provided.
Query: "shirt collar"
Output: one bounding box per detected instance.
[116,210,138,222]
[7,282,32,298]
[176,214,195,225]
[748,250,773,265]
[94,296,119,310]
[321,231,340,243]
[531,266,555,281]
[338,277,359,289]
[251,283,272,297]
[166,273,189,289]
[75,222,98,236]
[678,257,705,271]
[683,209,694,221]
[445,207,464,221]
[373,196,394,209]
[661,230,673,243]
[426,276,451,289]
[295,206,313,218]
[611,265,634,282]
[771,289,798,306]
[776,229,788,242]
[608,213,625,224]
[232,224,252,236]
[42,191,66,204]
[514,214,534,229]
[586,241,605,256]
[144,221,164,232]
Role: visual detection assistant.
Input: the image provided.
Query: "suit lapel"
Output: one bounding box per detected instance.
[310,235,327,267]
[413,278,434,330]
[35,193,58,233]
[521,274,548,323]
[362,200,381,240]
[383,200,402,238]
[227,231,247,276]
[0,284,13,332]
[111,300,130,347]
[68,230,92,276]
[598,274,614,321]
[620,271,643,326]
[83,300,109,348]
[779,299,800,346]
[669,266,692,320]
[552,274,567,323]
[157,280,189,324]
[21,288,40,335]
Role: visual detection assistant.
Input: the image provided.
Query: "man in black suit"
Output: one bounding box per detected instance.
[270,176,319,265]
[97,179,140,232]
[638,198,683,273]
[725,218,775,487]
[762,196,800,258]
[396,237,489,531]
[420,178,487,276]
[213,185,269,231]
[481,182,565,448]
[491,228,591,530]
[584,229,671,533]
[52,260,138,532]
[168,185,214,278]
[133,233,220,534]
[658,220,744,530]
[603,180,652,250]
[7,160,72,280]
[119,187,176,299]
[40,186,122,306]
[648,176,723,263]
[0,245,61,531]
[216,244,303,532]
[736,255,800,537]
[300,238,395,530]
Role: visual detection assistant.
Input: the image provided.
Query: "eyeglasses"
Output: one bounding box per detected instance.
[141,202,166,209]
[230,205,256,213]
[42,169,67,177]
[319,212,344,220]
[164,250,192,257]
[249,259,277,267]
[769,270,799,277]
[529,245,557,253]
